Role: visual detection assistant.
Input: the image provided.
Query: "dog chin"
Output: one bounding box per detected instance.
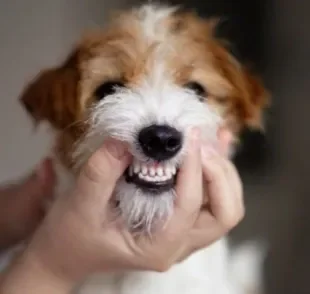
[114,157,179,234]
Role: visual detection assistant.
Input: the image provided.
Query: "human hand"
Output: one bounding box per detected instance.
[0,159,55,250]
[1,128,244,294]
[184,127,243,255]
[21,132,206,284]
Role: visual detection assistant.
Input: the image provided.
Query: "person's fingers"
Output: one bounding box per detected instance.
[222,157,243,201]
[11,157,56,217]
[175,128,203,209]
[20,158,56,200]
[175,206,230,263]
[188,159,244,252]
[164,128,203,234]
[186,210,225,253]
[217,127,234,157]
[76,139,131,206]
[206,152,243,206]
[3,158,57,242]
[200,150,244,229]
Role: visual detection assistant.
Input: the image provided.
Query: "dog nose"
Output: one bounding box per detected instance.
[138,125,182,160]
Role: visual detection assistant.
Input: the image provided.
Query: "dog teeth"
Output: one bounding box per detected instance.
[171,166,177,175]
[149,167,156,177]
[165,168,172,178]
[129,160,177,183]
[133,162,140,174]
[156,167,164,177]
[141,165,148,175]
[154,176,160,182]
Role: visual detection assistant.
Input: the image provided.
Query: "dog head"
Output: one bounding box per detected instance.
[20,4,269,233]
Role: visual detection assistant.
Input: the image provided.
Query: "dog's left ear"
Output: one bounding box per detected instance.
[240,68,270,130]
[20,50,80,130]
[210,42,270,131]
[207,19,270,131]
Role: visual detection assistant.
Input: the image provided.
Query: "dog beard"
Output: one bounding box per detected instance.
[73,82,221,234]
[114,178,176,234]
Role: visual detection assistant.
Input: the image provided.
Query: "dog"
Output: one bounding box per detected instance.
[11,3,270,294]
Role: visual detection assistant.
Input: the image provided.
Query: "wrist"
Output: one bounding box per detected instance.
[25,222,95,286]
[1,247,76,294]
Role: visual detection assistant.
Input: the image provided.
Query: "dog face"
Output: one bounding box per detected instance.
[20,5,269,233]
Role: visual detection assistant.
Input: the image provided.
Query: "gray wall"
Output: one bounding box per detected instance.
[262,1,310,293]
[0,0,133,182]
[230,1,310,293]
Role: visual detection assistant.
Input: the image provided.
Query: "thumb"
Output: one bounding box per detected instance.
[76,139,131,203]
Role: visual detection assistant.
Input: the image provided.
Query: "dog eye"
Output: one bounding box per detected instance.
[94,81,125,100]
[184,82,207,101]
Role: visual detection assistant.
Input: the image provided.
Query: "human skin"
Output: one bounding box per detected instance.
[0,128,243,294]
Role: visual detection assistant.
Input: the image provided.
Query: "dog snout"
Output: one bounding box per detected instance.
[138,124,182,161]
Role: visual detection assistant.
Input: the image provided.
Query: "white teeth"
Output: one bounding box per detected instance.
[154,176,160,182]
[141,165,148,175]
[164,163,171,178]
[144,175,152,182]
[156,167,164,177]
[129,160,178,183]
[149,167,156,177]
[165,169,172,179]
[134,162,140,174]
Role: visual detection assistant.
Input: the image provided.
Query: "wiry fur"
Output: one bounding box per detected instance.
[1,3,271,294]
[73,82,221,232]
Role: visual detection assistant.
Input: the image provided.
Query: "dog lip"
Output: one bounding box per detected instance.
[124,168,177,194]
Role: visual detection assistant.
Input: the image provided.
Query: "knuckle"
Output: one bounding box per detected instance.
[149,254,175,273]
[83,156,108,184]
[219,209,244,230]
[154,261,172,273]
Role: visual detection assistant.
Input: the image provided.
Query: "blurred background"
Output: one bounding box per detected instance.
[0,1,309,293]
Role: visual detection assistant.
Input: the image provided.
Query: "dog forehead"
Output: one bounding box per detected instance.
[133,4,178,42]
[78,8,223,84]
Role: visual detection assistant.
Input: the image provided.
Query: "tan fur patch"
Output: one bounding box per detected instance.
[19,6,270,168]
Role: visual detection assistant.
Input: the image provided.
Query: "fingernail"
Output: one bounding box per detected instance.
[105,139,128,159]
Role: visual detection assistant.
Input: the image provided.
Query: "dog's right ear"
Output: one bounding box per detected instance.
[20,50,81,130]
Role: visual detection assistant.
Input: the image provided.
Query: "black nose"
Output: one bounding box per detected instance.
[138,125,182,161]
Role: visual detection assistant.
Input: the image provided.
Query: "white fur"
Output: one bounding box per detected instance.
[77,239,239,294]
[0,4,265,294]
[136,4,178,42]
[71,2,266,286]
[71,71,262,293]
[73,77,221,232]
[70,5,265,294]
[229,241,268,294]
